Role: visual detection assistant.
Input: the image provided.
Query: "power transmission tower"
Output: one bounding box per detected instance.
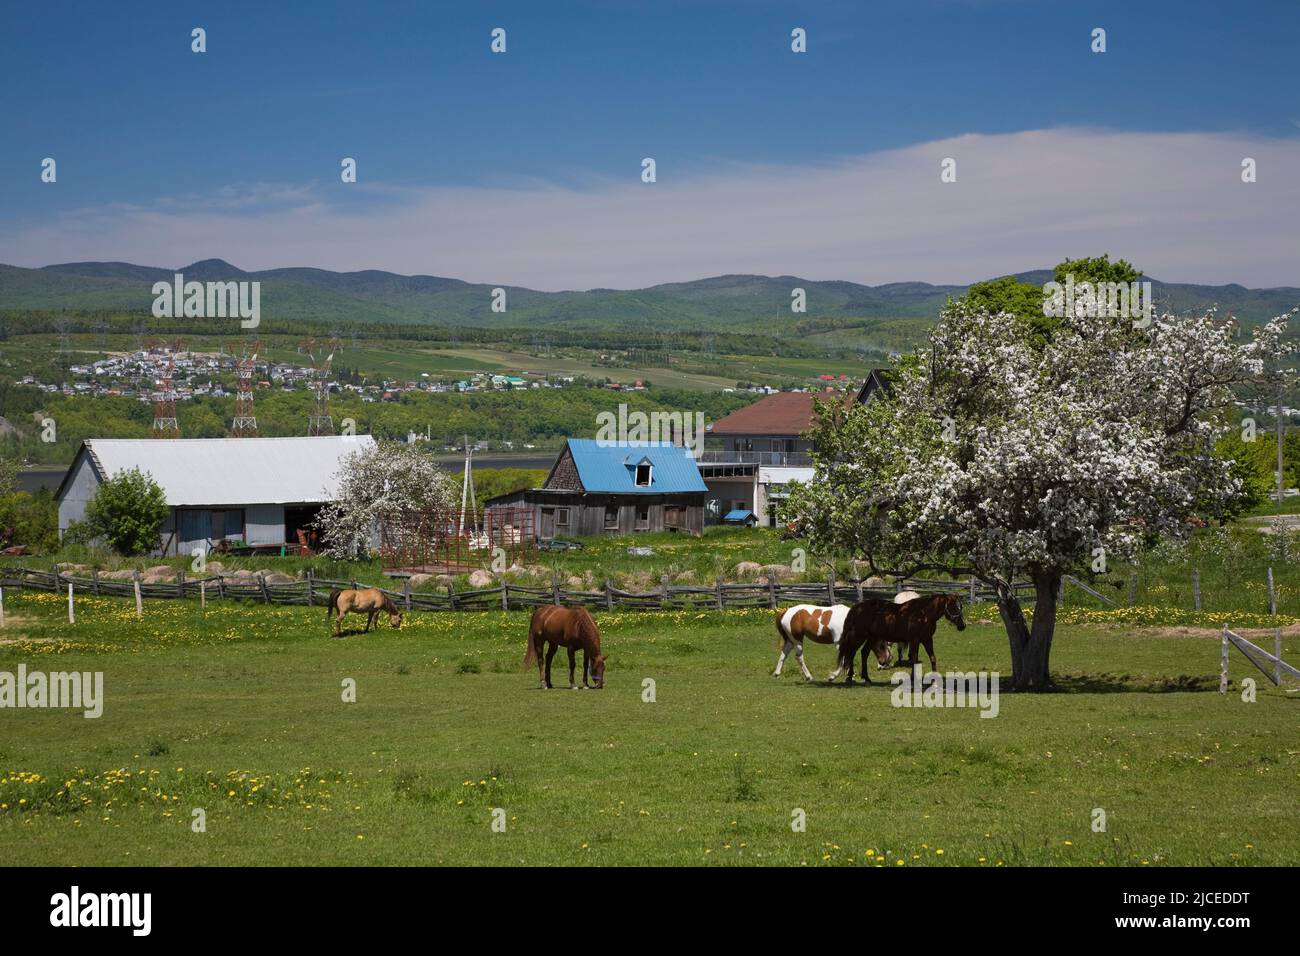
[458,435,480,537]
[301,337,340,435]
[229,338,261,436]
[147,338,182,437]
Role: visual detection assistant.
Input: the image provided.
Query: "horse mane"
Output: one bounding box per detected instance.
[574,606,601,653]
[382,592,400,614]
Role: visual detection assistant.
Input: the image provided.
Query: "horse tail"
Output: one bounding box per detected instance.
[523,608,541,667]
[326,588,342,618]
[837,606,859,670]
[774,609,788,650]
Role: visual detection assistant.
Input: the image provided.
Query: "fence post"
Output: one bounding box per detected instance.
[91,568,100,597]
[1192,569,1201,611]
[216,574,225,600]
[551,575,560,607]
[1220,627,1229,694]
[259,572,270,603]
[1127,573,1138,607]
[200,579,207,610]
[661,575,670,610]
[715,576,724,612]
[605,578,614,612]
[132,569,143,618]
[1267,567,1276,615]
[500,581,507,611]
[969,576,976,603]
[177,569,186,599]
[405,578,413,611]
[1276,628,1283,686]
[767,573,777,609]
[0,586,4,627]
[826,571,835,604]
[67,581,75,624]
[447,584,457,611]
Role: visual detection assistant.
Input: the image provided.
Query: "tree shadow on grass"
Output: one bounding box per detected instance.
[1050,672,1222,694]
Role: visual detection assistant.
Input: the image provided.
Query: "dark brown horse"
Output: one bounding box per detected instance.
[836,593,965,678]
[327,587,403,637]
[524,605,606,689]
[827,598,896,684]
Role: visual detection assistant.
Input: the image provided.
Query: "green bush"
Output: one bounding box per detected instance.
[82,468,170,556]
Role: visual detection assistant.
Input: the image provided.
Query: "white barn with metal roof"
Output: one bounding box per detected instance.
[57,435,376,556]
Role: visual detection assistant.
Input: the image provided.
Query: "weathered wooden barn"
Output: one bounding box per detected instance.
[56,435,375,556]
[484,438,707,538]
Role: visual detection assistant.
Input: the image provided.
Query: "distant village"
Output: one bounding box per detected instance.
[20,345,856,406]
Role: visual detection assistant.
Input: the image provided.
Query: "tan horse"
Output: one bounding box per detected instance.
[524,605,606,689]
[327,587,403,638]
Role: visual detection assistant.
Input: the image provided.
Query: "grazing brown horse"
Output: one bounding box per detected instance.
[836,593,965,678]
[524,605,606,689]
[327,587,403,638]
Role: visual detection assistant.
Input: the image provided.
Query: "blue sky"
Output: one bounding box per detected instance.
[3,0,1298,287]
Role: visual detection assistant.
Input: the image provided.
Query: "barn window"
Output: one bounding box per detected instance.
[635,462,652,486]
[555,508,570,527]
[604,505,619,529]
[636,506,650,530]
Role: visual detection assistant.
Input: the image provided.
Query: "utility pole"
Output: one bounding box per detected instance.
[458,435,479,537]
[1277,380,1285,508]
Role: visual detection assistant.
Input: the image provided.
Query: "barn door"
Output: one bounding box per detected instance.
[540,507,556,539]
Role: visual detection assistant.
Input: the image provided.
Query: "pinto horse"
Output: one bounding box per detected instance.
[327,587,403,638]
[773,604,877,680]
[836,593,965,678]
[524,604,606,689]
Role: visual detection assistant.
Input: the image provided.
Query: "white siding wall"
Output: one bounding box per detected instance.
[56,452,101,538]
[245,504,285,547]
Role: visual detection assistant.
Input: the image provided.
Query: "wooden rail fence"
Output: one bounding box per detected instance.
[0,566,1035,616]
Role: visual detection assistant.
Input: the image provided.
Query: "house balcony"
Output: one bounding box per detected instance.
[696,449,812,467]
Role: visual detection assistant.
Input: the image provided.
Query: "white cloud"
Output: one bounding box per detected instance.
[4,127,1298,289]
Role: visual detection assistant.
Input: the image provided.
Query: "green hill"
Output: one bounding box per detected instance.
[1,260,1296,331]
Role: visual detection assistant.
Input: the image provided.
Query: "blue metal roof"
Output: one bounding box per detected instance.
[723,509,757,521]
[565,439,707,494]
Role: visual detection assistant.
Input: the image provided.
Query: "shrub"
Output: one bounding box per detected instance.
[83,468,170,556]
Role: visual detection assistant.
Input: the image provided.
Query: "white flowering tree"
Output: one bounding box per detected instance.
[787,293,1292,690]
[316,441,457,560]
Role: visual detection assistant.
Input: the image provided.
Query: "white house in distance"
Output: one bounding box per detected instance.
[56,435,376,556]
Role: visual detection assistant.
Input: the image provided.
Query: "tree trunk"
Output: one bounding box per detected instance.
[995,571,1059,691]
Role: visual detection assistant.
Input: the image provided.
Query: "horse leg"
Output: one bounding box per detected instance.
[827,645,844,682]
[794,640,813,681]
[773,637,793,678]
[581,648,590,688]
[364,610,373,633]
[544,645,557,689]
[332,608,343,639]
[858,644,873,684]
[922,634,937,673]
[534,636,546,689]
[567,647,578,689]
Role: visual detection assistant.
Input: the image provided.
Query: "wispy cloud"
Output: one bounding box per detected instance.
[4,128,1297,289]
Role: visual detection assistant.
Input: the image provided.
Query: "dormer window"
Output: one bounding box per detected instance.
[635,461,653,487]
